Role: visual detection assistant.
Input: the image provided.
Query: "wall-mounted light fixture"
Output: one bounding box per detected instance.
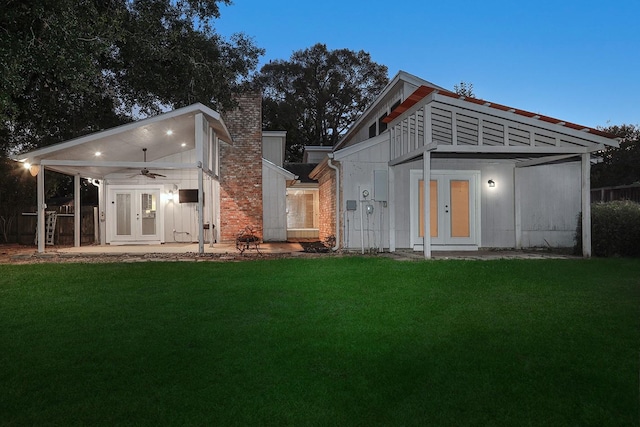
[488,179,495,188]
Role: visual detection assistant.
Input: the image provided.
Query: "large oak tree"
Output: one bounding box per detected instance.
[0,0,264,155]
[255,43,388,161]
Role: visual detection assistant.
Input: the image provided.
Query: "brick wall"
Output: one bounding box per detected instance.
[317,165,337,245]
[219,93,263,242]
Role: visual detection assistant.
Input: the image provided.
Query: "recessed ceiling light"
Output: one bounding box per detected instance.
[95,151,101,156]
[166,130,173,136]
[181,143,187,147]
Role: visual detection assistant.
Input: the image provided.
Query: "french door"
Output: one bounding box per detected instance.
[108,187,162,243]
[411,170,480,250]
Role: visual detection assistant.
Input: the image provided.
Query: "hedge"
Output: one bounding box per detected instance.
[575,200,640,257]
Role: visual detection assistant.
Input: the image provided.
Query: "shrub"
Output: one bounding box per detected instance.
[575,200,640,257]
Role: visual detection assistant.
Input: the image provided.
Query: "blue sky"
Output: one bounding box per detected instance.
[215,0,639,129]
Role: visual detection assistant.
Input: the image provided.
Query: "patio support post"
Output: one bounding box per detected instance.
[423,152,431,259]
[389,165,396,252]
[581,153,591,257]
[514,166,522,249]
[74,174,81,247]
[37,166,45,253]
[195,113,205,254]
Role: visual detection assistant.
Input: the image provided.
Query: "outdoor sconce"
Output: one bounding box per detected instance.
[29,164,40,177]
[488,179,495,188]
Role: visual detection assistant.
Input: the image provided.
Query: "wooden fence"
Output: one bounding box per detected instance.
[3,206,96,246]
[591,184,640,203]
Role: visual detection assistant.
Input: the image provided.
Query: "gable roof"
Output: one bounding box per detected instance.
[334,71,443,151]
[11,103,232,177]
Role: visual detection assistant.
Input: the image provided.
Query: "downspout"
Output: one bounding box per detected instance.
[327,154,340,251]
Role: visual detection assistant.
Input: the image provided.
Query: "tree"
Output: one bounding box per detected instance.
[454,81,475,98]
[0,1,264,242]
[0,0,264,156]
[0,158,35,242]
[591,124,640,188]
[255,44,388,161]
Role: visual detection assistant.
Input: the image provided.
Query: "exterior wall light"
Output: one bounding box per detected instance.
[488,179,495,188]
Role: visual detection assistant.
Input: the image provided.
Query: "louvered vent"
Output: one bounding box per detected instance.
[432,107,453,145]
[508,127,531,146]
[456,114,479,145]
[482,120,504,146]
[534,133,556,147]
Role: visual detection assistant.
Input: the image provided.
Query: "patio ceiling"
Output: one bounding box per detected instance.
[12,103,232,178]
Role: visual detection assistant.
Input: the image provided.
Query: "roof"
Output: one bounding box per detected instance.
[284,163,319,183]
[383,85,616,140]
[334,71,443,151]
[11,103,232,178]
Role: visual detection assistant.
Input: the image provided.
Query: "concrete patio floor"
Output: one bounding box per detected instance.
[56,242,303,255]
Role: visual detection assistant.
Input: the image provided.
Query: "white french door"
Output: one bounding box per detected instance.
[108,187,162,244]
[410,170,480,250]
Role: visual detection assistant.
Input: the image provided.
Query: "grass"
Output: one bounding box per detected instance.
[0,257,638,426]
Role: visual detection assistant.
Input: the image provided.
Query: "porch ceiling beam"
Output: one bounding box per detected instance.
[40,160,197,169]
[389,142,438,166]
[515,154,580,168]
[434,145,591,154]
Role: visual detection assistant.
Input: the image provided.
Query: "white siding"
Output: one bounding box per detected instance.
[519,162,581,247]
[338,139,391,251]
[262,133,285,167]
[262,163,289,241]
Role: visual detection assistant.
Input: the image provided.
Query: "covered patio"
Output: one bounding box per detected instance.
[11,103,232,254]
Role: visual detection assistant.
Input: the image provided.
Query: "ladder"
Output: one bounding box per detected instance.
[45,211,57,245]
[34,211,58,245]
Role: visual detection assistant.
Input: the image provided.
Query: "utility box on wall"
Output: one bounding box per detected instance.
[374,170,388,202]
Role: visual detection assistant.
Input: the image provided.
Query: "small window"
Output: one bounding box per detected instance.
[378,113,388,133]
[368,123,377,138]
[390,99,401,112]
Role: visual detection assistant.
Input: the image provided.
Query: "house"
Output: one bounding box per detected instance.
[13,94,297,253]
[310,71,619,257]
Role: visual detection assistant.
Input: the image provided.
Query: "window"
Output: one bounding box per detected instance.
[391,99,401,112]
[368,123,377,138]
[378,113,388,133]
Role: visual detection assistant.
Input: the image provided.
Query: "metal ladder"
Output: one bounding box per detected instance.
[35,211,58,245]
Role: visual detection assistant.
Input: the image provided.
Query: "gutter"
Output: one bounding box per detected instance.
[327,154,340,251]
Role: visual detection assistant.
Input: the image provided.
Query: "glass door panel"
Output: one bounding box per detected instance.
[450,180,470,238]
[418,180,439,238]
[140,192,157,236]
[116,193,132,236]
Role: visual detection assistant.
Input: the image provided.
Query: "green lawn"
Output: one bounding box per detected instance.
[1,257,638,426]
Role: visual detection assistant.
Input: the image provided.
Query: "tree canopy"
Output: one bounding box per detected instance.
[0,0,264,155]
[255,43,388,161]
[592,124,640,188]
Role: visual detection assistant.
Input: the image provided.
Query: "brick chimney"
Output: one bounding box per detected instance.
[219,93,263,242]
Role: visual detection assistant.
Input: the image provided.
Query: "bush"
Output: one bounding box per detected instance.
[575,201,640,257]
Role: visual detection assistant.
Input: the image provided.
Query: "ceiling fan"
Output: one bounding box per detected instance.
[129,148,166,179]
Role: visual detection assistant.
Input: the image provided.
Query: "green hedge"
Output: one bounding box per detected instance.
[575,200,640,257]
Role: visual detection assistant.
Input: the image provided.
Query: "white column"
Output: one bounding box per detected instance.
[514,166,522,249]
[388,166,396,252]
[98,180,106,245]
[37,167,45,253]
[581,153,591,257]
[195,113,206,254]
[423,152,431,259]
[74,174,81,247]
